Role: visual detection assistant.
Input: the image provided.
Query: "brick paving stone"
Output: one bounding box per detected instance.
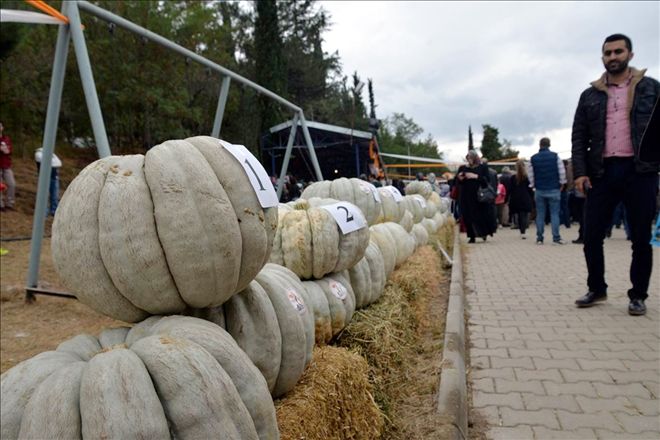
[635,351,660,361]
[591,349,641,361]
[628,397,660,416]
[474,405,500,425]
[471,338,488,348]
[532,357,581,370]
[471,348,509,359]
[472,356,490,369]
[609,370,660,384]
[509,348,552,359]
[593,382,652,399]
[527,340,568,350]
[575,395,638,414]
[514,368,562,383]
[521,393,580,412]
[487,426,534,440]
[604,341,652,352]
[495,378,545,395]
[487,339,526,349]
[465,227,659,439]
[642,381,659,397]
[560,368,614,384]
[543,380,598,397]
[563,341,609,351]
[499,407,560,430]
[473,377,495,393]
[594,429,660,439]
[613,413,660,434]
[490,356,535,369]
[532,426,597,439]
[473,367,516,380]
[621,360,660,371]
[473,391,524,410]
[576,358,627,371]
[555,410,623,432]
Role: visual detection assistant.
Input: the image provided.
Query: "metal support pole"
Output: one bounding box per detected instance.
[68,1,110,157]
[276,113,299,200]
[211,75,231,137]
[355,142,360,176]
[298,112,323,181]
[26,3,71,299]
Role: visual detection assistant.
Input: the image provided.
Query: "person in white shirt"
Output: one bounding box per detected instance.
[34,148,62,216]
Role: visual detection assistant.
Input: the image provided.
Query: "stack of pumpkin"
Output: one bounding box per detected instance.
[1,143,454,439]
[1,136,284,439]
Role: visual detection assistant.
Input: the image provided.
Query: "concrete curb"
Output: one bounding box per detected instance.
[436,225,468,439]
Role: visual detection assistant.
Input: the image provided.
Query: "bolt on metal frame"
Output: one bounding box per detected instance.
[26,0,324,300]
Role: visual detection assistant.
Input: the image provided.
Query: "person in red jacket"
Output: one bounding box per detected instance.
[0,122,16,211]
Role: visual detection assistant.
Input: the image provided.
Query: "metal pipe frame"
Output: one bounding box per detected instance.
[26,1,71,298]
[276,112,299,200]
[27,1,326,296]
[77,1,302,113]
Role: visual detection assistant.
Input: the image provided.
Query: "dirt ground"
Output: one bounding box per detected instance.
[1,153,125,373]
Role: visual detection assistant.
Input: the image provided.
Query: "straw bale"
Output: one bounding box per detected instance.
[276,346,384,440]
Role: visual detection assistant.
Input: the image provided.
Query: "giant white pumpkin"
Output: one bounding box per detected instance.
[375,187,405,223]
[194,264,313,398]
[301,177,382,225]
[0,316,279,440]
[51,136,277,322]
[269,199,369,279]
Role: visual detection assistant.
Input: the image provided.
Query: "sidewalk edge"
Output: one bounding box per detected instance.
[436,224,468,439]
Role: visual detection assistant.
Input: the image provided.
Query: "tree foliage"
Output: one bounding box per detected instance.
[479,124,519,161]
[0,0,421,163]
[378,113,444,177]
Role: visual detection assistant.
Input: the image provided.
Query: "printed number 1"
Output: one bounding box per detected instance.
[337,206,354,222]
[244,159,265,191]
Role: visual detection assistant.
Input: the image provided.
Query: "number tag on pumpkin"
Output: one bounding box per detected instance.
[219,140,278,208]
[358,180,381,203]
[327,278,348,301]
[321,202,367,234]
[412,194,427,208]
[383,185,403,202]
[286,288,307,314]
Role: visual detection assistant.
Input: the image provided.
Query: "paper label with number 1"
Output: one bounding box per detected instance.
[320,202,367,234]
[218,140,279,208]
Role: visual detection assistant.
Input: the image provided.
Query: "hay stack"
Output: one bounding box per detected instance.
[276,346,384,439]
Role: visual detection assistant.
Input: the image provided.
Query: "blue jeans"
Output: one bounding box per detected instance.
[535,188,561,242]
[49,168,59,215]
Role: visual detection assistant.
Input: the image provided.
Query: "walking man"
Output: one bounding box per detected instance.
[572,34,660,316]
[528,137,566,245]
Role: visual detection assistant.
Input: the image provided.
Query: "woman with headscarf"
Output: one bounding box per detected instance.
[508,159,534,239]
[456,150,496,242]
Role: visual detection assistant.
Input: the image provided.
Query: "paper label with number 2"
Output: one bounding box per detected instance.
[320,202,367,234]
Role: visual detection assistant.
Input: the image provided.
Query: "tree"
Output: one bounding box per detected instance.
[254,0,285,135]
[378,113,444,177]
[479,124,518,161]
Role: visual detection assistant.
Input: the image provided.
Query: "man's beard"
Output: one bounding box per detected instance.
[605,58,629,75]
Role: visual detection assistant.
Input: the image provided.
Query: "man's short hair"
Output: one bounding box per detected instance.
[540,137,551,148]
[603,33,632,52]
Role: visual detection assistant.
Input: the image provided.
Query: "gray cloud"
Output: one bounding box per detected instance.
[321,1,659,160]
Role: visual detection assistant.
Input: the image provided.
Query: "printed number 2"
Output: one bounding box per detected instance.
[337,206,354,222]
[244,159,265,191]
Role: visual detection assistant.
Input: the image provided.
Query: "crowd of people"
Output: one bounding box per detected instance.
[449,33,659,317]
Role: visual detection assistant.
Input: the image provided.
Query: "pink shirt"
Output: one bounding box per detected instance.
[604,74,634,158]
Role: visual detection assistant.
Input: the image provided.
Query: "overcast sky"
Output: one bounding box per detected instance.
[320,1,660,163]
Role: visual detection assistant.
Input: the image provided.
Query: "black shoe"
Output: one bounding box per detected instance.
[572,238,583,244]
[575,291,607,308]
[468,237,476,243]
[628,299,646,316]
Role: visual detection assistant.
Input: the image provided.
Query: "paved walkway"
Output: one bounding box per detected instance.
[465,225,660,439]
